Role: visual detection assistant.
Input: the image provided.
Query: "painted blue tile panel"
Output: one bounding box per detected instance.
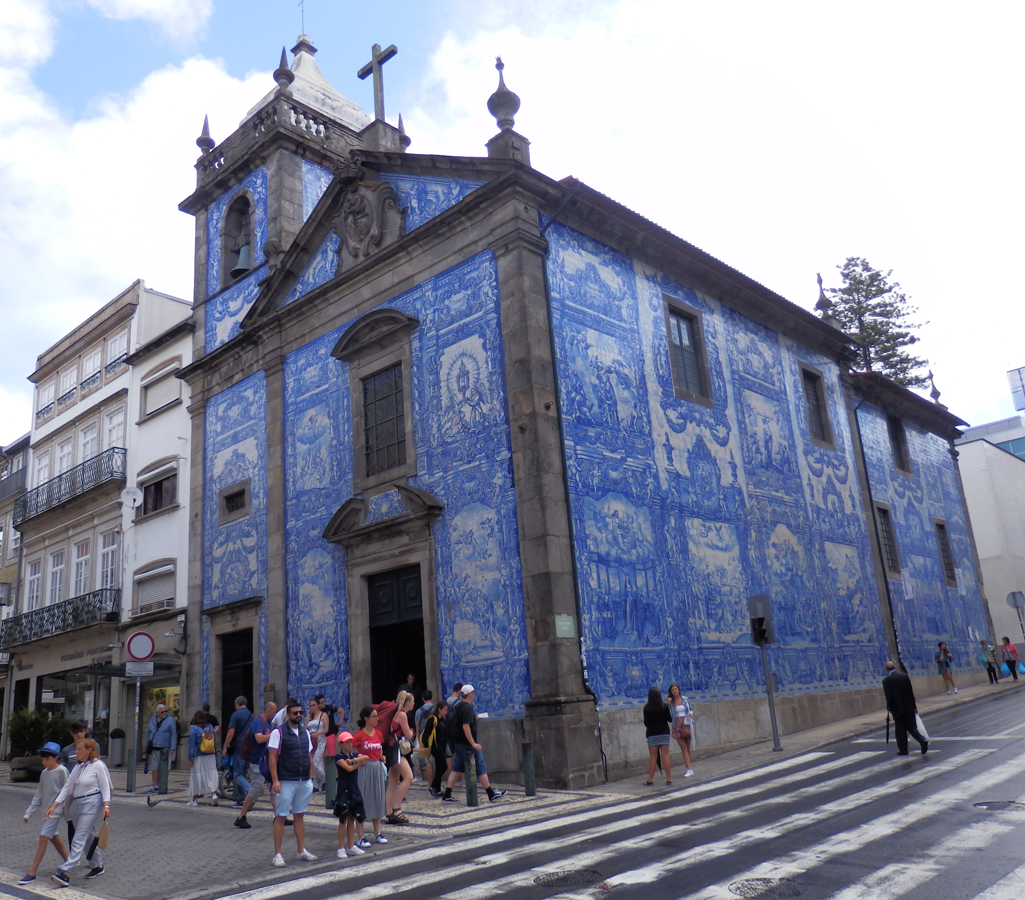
[547,221,890,709]
[855,402,989,676]
[302,159,333,222]
[380,173,485,232]
[283,251,529,716]
[204,271,263,352]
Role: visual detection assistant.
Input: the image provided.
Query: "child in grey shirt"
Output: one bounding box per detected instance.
[19,741,69,885]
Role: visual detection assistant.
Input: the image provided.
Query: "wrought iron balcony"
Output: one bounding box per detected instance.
[0,588,121,649]
[56,388,76,410]
[105,354,127,377]
[14,447,126,526]
[79,371,100,394]
[35,402,54,422]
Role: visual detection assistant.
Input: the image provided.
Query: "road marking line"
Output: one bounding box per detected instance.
[666,748,1012,899]
[852,736,1009,742]
[209,751,860,900]
[972,861,1025,899]
[439,752,985,900]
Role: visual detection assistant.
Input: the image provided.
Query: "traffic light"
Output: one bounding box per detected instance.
[747,594,775,645]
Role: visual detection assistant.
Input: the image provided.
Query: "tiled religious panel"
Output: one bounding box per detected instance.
[205,167,268,299]
[302,159,333,222]
[547,221,889,709]
[856,404,988,676]
[282,233,340,307]
[205,274,262,352]
[379,173,485,232]
[283,251,529,716]
[202,373,269,701]
[284,338,352,713]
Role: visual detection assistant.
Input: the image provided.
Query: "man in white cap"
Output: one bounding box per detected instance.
[441,685,506,803]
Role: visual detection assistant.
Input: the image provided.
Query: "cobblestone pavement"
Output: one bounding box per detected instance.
[0,678,1015,900]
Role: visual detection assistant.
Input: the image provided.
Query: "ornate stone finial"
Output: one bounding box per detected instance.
[274,47,295,91]
[397,113,411,149]
[928,370,947,407]
[196,115,215,154]
[488,56,520,131]
[292,34,318,57]
[815,273,831,314]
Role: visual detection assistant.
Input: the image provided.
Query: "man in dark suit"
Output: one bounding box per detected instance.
[883,661,928,755]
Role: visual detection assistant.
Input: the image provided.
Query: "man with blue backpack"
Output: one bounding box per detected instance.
[233,701,278,830]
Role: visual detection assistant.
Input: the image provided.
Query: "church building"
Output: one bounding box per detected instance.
[179,36,991,786]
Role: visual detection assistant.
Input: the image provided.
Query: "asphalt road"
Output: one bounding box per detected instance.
[2,688,1024,900]
[193,688,1025,900]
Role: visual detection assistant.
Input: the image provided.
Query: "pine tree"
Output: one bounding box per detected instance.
[825,257,929,388]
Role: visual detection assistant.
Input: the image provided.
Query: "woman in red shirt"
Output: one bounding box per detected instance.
[1001,637,1021,682]
[351,707,387,847]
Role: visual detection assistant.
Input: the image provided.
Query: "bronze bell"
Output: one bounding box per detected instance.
[230,242,252,279]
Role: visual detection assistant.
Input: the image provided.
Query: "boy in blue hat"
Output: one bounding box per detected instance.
[19,741,69,885]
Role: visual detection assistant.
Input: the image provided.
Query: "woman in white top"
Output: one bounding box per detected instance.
[667,683,695,778]
[305,698,329,792]
[47,739,112,886]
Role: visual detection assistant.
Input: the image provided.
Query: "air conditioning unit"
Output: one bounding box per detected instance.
[0,583,11,606]
[133,599,175,617]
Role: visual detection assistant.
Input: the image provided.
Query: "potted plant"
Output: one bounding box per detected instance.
[109,728,126,767]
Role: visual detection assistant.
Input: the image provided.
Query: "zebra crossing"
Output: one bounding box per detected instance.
[218,737,1025,900]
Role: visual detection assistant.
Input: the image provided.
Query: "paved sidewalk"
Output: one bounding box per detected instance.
[0,677,1016,900]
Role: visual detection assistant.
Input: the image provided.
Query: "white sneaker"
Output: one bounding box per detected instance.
[348,844,365,855]
[211,794,219,806]
[954,688,958,694]
[297,849,318,862]
[186,800,199,807]
[947,690,952,695]
[336,848,347,859]
[684,768,694,778]
[272,853,286,868]
[375,834,388,844]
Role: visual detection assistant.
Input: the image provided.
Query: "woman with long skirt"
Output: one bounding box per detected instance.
[187,709,219,806]
[351,706,388,847]
[306,698,329,792]
[47,739,111,886]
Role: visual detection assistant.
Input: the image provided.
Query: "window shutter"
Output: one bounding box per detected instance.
[138,570,175,606]
[145,375,180,414]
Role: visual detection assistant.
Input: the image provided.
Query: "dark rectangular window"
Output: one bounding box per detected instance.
[142,473,177,515]
[666,304,710,403]
[224,490,247,514]
[801,368,832,445]
[876,504,901,576]
[363,364,406,477]
[888,415,911,473]
[934,521,957,586]
[218,478,251,525]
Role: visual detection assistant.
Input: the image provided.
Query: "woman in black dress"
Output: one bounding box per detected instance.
[642,686,672,785]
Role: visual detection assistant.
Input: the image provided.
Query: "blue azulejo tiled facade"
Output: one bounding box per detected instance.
[283,252,530,717]
[547,222,889,708]
[855,397,989,676]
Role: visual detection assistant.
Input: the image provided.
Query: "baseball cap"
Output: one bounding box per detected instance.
[338,731,354,742]
[460,684,475,696]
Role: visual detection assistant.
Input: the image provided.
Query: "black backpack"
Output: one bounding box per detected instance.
[444,699,464,746]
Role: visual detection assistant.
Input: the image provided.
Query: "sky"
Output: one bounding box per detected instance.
[1,0,1023,447]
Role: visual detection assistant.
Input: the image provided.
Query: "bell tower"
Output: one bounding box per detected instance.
[179,35,408,358]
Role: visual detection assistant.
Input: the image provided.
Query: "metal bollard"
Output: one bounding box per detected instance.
[466,752,479,807]
[325,754,337,808]
[125,749,136,793]
[522,742,536,797]
[158,749,169,794]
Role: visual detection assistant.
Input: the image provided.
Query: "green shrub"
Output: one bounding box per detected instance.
[6,710,73,757]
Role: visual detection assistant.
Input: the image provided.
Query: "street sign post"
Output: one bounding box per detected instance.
[1006,592,1025,640]
[125,631,155,792]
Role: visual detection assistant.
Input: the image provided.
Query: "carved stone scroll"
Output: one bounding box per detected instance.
[331,180,405,274]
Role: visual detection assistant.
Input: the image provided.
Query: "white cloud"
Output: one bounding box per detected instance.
[0,0,56,68]
[85,0,212,41]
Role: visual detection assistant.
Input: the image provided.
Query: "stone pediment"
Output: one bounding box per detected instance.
[330,308,419,362]
[332,180,404,275]
[322,484,442,548]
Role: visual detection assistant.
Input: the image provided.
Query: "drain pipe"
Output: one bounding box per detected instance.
[538,180,608,782]
[851,393,905,672]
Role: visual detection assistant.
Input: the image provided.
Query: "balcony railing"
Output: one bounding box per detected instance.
[14,447,126,525]
[0,588,121,649]
[105,354,127,377]
[80,371,100,394]
[0,467,27,503]
[56,388,76,410]
[35,402,54,422]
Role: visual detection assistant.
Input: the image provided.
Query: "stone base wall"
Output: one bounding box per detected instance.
[473,672,987,785]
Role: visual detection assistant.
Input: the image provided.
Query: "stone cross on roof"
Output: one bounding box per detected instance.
[358,43,397,122]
